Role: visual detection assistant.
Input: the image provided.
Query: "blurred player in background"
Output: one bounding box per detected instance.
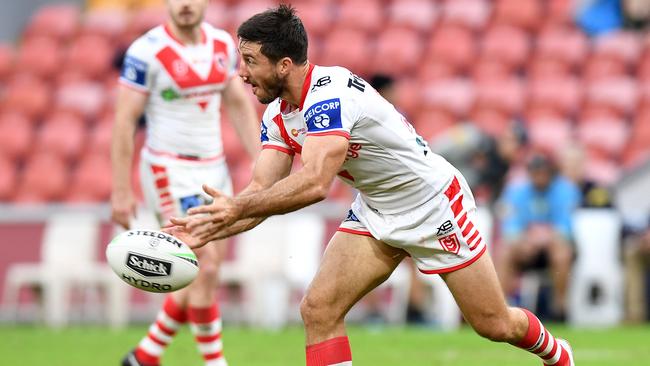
[111,0,260,365]
[169,5,575,366]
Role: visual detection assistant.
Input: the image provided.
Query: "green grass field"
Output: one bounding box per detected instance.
[1,324,649,365]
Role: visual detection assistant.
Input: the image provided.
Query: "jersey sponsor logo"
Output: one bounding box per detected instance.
[305,98,342,132]
[291,127,307,137]
[438,233,461,254]
[311,75,331,92]
[260,121,269,142]
[121,55,148,87]
[346,143,362,160]
[161,87,181,101]
[436,220,454,236]
[180,194,207,214]
[344,209,360,222]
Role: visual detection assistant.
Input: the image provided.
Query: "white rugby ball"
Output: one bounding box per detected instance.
[106,230,199,293]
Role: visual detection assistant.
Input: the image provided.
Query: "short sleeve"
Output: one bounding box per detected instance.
[303,97,355,139]
[261,114,295,156]
[119,39,154,93]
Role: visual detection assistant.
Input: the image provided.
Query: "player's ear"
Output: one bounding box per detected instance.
[277,57,293,76]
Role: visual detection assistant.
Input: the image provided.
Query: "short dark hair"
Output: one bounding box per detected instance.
[237,4,308,64]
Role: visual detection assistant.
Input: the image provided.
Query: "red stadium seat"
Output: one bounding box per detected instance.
[623,111,650,167]
[593,31,642,66]
[66,35,114,79]
[0,111,34,161]
[527,56,572,79]
[36,111,86,161]
[0,156,17,201]
[583,54,627,82]
[388,0,438,33]
[527,117,573,152]
[87,116,113,155]
[24,4,80,41]
[469,107,511,137]
[337,0,384,33]
[129,7,167,36]
[422,78,475,117]
[481,25,531,71]
[67,153,112,202]
[321,29,371,76]
[0,43,14,81]
[3,74,51,120]
[442,0,490,30]
[546,0,576,26]
[583,156,621,186]
[471,58,510,82]
[527,75,583,116]
[373,28,423,75]
[418,60,455,83]
[412,107,456,141]
[293,1,334,37]
[475,77,524,115]
[56,81,106,120]
[15,153,70,203]
[577,117,629,158]
[586,77,638,115]
[427,25,477,73]
[493,0,543,32]
[535,25,589,68]
[204,1,230,29]
[393,78,424,119]
[15,36,62,79]
[637,54,650,82]
[82,8,129,39]
[231,0,277,30]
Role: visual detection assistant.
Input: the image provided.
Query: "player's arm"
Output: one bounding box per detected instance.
[222,77,261,159]
[111,85,148,229]
[167,147,294,246]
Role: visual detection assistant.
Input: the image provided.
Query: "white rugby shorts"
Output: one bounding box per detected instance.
[140,147,233,225]
[338,174,487,274]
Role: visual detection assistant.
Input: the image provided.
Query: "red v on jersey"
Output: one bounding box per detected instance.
[155,39,229,89]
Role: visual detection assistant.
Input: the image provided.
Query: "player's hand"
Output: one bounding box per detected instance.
[162,223,204,249]
[111,190,136,230]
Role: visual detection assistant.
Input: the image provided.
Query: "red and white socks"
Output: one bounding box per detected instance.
[188,304,227,366]
[306,336,353,366]
[135,295,187,366]
[514,308,572,366]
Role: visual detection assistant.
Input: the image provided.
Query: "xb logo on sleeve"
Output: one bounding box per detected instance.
[436,220,454,236]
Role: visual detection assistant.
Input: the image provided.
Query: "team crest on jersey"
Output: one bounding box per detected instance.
[439,233,461,254]
[214,52,227,72]
[305,98,342,132]
[172,59,189,77]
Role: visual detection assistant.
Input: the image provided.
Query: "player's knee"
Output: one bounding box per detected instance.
[196,261,219,283]
[469,313,514,342]
[300,293,334,328]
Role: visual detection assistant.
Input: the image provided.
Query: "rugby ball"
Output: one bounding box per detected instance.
[106,230,199,293]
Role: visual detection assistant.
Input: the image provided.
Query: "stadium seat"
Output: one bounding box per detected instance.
[3,212,128,328]
[203,1,230,29]
[82,8,129,40]
[128,6,167,37]
[0,156,17,201]
[231,0,277,30]
[66,35,114,79]
[0,43,14,81]
[469,107,510,137]
[0,110,34,161]
[418,59,455,83]
[15,36,62,79]
[392,78,424,118]
[3,74,51,120]
[422,78,475,118]
[527,75,583,116]
[337,0,384,33]
[67,153,112,202]
[535,25,589,68]
[481,25,531,71]
[15,153,69,203]
[293,1,334,37]
[545,0,576,26]
[493,0,543,32]
[388,0,438,33]
[24,4,80,41]
[586,77,638,115]
[623,110,650,167]
[637,54,650,82]
[320,28,371,75]
[475,77,524,115]
[56,81,106,120]
[413,107,456,141]
[427,25,477,73]
[470,58,510,82]
[583,54,628,82]
[577,117,629,158]
[373,28,423,75]
[36,111,86,161]
[441,0,491,30]
[527,117,573,152]
[583,156,622,186]
[593,31,643,67]
[87,116,113,155]
[527,56,572,80]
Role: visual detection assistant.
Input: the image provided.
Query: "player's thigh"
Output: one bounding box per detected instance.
[440,250,511,325]
[303,231,408,317]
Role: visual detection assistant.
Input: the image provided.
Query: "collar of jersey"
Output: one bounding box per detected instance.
[280,63,314,113]
[164,23,207,46]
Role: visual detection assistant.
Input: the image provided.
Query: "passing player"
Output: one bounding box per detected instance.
[169,5,575,366]
[111,1,260,365]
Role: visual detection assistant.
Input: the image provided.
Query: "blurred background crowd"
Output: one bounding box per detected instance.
[1,0,650,330]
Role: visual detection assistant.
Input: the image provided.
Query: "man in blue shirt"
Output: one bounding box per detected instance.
[498,154,580,320]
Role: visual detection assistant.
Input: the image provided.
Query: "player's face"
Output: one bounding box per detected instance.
[167,0,207,29]
[238,41,286,104]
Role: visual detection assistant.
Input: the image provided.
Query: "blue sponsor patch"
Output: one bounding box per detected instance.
[304,98,342,132]
[260,120,269,142]
[179,194,205,214]
[121,55,148,87]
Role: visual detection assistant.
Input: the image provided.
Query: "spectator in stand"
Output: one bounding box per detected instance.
[497,153,580,321]
[559,145,613,208]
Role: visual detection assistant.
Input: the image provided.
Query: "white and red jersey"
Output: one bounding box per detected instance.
[120,23,238,158]
[261,64,458,214]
